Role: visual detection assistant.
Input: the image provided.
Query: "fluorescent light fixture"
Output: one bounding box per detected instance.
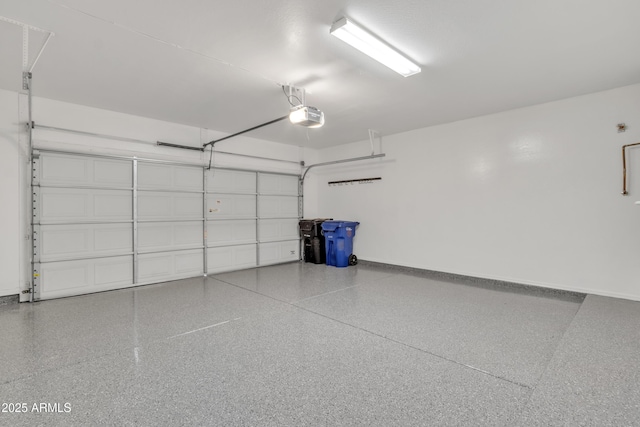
[330,17,421,77]
[289,106,325,128]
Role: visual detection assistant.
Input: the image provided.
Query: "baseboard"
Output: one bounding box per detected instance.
[359,260,587,302]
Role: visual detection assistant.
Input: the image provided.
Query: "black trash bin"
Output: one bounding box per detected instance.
[299,218,332,264]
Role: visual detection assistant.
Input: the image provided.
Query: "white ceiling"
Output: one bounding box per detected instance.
[1,0,640,149]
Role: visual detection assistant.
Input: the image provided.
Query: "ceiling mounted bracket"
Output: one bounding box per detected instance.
[0,15,55,78]
[283,85,305,107]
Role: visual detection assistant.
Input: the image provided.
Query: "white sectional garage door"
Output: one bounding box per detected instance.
[32,150,300,300]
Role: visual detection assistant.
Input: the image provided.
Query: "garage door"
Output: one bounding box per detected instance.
[32,150,301,300]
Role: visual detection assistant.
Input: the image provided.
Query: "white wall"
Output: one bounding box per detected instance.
[310,83,640,301]
[0,89,23,297]
[0,89,309,297]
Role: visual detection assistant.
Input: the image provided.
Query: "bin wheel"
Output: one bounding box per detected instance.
[348,254,358,266]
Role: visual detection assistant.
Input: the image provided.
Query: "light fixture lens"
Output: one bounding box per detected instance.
[289,107,306,124]
[330,17,421,77]
[289,106,325,128]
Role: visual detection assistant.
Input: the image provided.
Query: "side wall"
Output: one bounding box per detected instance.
[311,83,640,300]
[0,88,313,297]
[0,90,22,297]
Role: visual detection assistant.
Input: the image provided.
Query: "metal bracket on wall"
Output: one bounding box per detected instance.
[31,161,40,301]
[256,173,261,267]
[301,154,386,182]
[22,72,31,91]
[298,178,304,260]
[31,186,40,232]
[32,263,41,301]
[32,225,41,264]
[132,159,139,284]
[298,179,304,218]
[203,169,208,276]
[621,142,640,195]
[32,153,40,185]
[32,233,40,300]
[0,15,54,76]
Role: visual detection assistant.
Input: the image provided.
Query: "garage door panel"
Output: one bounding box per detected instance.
[175,250,204,274]
[207,244,257,274]
[93,160,132,187]
[138,163,203,192]
[175,195,203,217]
[40,223,132,262]
[94,226,132,251]
[207,220,256,246]
[173,167,203,191]
[94,257,135,286]
[258,173,299,195]
[258,195,299,218]
[94,194,133,218]
[138,221,203,252]
[138,254,172,280]
[41,192,87,220]
[259,241,299,265]
[42,262,88,292]
[41,156,87,184]
[175,222,204,246]
[37,256,133,300]
[207,194,256,219]
[138,249,204,283]
[40,154,132,188]
[40,188,132,223]
[137,193,170,216]
[208,169,256,194]
[138,192,202,220]
[259,219,299,242]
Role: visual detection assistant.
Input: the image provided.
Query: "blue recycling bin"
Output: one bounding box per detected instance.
[321,220,359,267]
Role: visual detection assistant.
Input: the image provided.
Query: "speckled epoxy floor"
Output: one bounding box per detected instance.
[0,262,638,426]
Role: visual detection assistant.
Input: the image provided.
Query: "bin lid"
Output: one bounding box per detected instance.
[321,220,359,231]
[313,218,333,223]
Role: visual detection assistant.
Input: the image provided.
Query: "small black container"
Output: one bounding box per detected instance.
[299,218,332,264]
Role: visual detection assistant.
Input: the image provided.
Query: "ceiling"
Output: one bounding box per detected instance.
[1,0,640,149]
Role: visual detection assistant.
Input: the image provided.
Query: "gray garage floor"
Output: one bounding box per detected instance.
[0,262,639,426]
